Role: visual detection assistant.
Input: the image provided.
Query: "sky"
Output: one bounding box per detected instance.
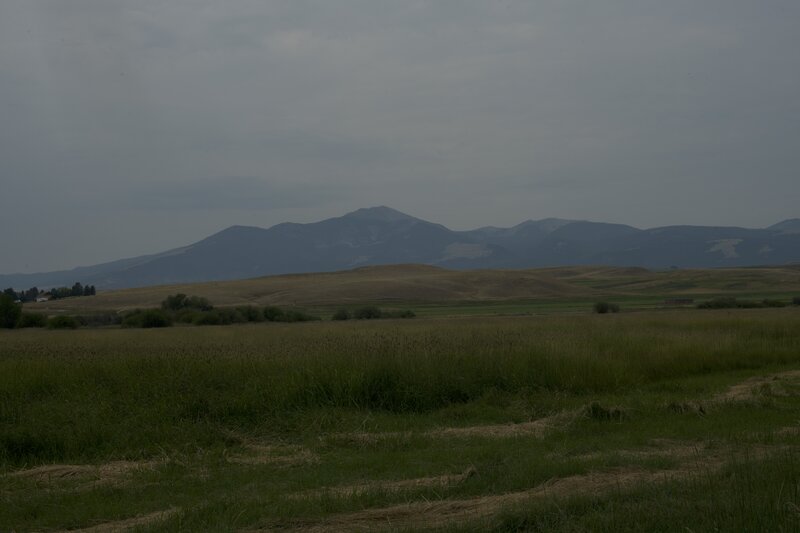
[1,0,798,273]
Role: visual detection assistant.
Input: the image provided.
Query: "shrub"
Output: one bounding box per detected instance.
[236,306,264,322]
[281,310,321,323]
[74,313,122,327]
[174,308,202,324]
[697,298,771,309]
[793,297,800,306]
[354,306,383,320]
[161,294,213,311]
[593,302,619,314]
[263,306,285,322]
[193,311,225,326]
[17,312,47,328]
[0,294,21,329]
[697,298,740,309]
[122,309,172,328]
[385,309,416,319]
[332,309,351,321]
[47,315,79,329]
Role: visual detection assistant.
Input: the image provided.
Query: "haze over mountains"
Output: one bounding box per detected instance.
[2,207,799,290]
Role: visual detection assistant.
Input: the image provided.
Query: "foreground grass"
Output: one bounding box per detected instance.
[2,308,800,531]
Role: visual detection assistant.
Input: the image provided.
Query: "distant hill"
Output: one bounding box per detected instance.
[21,264,800,315]
[2,206,799,289]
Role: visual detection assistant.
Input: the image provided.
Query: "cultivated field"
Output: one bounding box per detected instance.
[3,308,800,531]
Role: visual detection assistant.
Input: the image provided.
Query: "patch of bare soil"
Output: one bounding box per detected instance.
[713,370,800,403]
[289,467,477,500]
[8,460,160,490]
[57,507,179,533]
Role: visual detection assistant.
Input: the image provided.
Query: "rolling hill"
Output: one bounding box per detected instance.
[22,263,800,315]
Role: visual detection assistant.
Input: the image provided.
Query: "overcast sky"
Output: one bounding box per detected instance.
[1,0,798,273]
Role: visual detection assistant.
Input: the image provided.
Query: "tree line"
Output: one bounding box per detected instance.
[3,282,96,302]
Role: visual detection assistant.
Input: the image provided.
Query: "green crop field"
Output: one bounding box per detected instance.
[3,307,800,531]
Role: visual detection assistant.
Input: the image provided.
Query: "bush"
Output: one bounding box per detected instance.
[236,306,264,322]
[47,315,79,330]
[161,294,213,312]
[593,302,619,314]
[122,309,172,328]
[696,298,776,309]
[332,309,351,321]
[17,312,47,328]
[385,309,416,319]
[263,306,285,322]
[74,313,122,327]
[354,306,383,320]
[697,298,740,309]
[0,294,21,329]
[793,297,800,306]
[173,308,202,324]
[281,310,321,323]
[192,308,247,326]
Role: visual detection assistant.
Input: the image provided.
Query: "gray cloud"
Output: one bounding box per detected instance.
[1,0,798,271]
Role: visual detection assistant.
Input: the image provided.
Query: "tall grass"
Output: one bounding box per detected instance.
[2,310,800,466]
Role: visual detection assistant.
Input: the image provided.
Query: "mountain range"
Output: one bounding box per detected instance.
[2,207,799,290]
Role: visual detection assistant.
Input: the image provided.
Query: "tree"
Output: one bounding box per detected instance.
[23,287,39,302]
[71,282,84,297]
[0,294,22,328]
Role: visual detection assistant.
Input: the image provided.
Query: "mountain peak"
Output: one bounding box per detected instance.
[342,206,418,223]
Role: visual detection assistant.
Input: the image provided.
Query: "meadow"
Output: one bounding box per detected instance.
[3,308,800,531]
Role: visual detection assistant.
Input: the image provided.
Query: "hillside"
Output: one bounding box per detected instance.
[23,264,800,315]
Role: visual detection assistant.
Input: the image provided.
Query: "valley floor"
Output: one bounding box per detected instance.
[3,309,800,531]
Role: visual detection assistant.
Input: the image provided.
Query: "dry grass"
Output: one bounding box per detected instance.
[713,369,800,403]
[22,263,800,314]
[7,460,161,491]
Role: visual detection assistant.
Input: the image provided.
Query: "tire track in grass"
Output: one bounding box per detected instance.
[272,444,786,532]
[288,467,478,500]
[54,507,179,533]
[328,408,582,445]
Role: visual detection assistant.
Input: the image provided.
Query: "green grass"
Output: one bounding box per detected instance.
[3,308,800,530]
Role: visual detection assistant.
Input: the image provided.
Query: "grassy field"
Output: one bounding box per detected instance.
[23,264,800,317]
[3,307,800,531]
